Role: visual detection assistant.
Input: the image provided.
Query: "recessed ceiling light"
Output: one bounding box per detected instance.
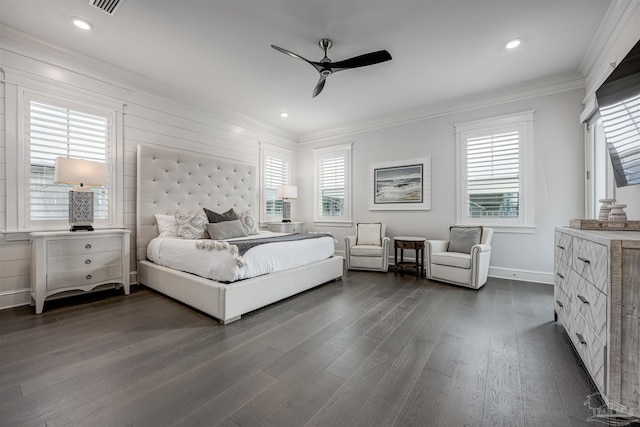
[71,17,93,30]
[505,37,522,49]
[280,112,289,118]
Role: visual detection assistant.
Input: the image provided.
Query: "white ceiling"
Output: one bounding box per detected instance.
[0,0,612,137]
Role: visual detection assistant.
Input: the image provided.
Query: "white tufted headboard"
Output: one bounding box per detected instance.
[136,145,257,262]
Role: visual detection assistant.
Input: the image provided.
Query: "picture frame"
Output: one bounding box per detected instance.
[369,157,431,210]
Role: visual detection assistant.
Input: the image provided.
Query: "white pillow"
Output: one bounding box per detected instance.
[356,222,383,246]
[155,214,178,238]
[175,209,209,239]
[237,210,260,235]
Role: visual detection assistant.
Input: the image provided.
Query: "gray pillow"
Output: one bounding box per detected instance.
[448,226,483,254]
[206,220,247,240]
[204,207,238,223]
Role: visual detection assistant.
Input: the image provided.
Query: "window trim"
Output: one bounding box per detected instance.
[313,143,352,226]
[260,144,294,223]
[455,111,535,232]
[4,79,124,237]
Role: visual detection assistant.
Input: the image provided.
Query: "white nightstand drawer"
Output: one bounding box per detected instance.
[268,222,304,233]
[48,236,121,256]
[47,250,123,273]
[47,265,123,290]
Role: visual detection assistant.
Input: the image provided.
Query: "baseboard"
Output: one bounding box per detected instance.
[0,288,31,310]
[489,266,553,285]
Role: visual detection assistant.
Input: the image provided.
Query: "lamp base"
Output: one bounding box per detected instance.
[70,225,94,232]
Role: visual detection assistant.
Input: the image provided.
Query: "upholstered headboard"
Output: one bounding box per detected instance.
[136,145,257,262]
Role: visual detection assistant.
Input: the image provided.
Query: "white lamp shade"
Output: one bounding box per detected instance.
[276,184,298,200]
[54,157,108,187]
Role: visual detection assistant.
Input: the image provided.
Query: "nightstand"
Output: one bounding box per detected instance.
[30,229,131,314]
[267,222,305,233]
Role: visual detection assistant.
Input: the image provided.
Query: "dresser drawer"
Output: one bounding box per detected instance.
[571,276,607,343]
[572,237,609,295]
[48,236,122,256]
[47,251,123,273]
[570,309,606,394]
[47,265,123,290]
[554,285,571,325]
[554,232,574,267]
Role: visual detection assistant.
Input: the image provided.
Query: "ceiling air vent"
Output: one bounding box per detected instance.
[88,0,124,15]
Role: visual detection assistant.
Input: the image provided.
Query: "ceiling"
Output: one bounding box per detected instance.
[0,0,612,138]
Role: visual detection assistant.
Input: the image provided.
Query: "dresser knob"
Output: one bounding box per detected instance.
[556,299,564,308]
[85,259,91,264]
[85,244,92,249]
[86,274,92,280]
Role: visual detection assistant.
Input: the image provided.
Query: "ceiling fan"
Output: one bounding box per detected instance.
[271,39,392,97]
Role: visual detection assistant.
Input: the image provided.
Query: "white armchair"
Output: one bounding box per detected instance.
[425,227,493,289]
[345,223,391,272]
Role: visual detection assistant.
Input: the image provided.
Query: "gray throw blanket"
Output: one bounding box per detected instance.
[227,232,333,256]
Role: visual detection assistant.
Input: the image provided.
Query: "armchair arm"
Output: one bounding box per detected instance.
[345,235,356,248]
[472,243,492,253]
[425,239,449,254]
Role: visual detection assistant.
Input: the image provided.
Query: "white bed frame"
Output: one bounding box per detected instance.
[136,145,343,324]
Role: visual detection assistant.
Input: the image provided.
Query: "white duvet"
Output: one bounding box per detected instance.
[147,231,336,283]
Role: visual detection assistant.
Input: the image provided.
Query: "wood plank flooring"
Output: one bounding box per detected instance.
[0,271,600,426]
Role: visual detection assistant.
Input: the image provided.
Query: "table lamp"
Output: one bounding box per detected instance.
[276,184,297,223]
[54,157,107,231]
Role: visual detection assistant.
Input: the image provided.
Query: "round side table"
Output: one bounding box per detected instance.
[394,236,426,278]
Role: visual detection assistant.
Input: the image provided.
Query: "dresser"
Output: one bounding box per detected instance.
[267,222,305,233]
[554,227,640,416]
[30,229,131,314]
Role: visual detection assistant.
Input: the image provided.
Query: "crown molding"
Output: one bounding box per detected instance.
[298,72,585,144]
[0,25,298,144]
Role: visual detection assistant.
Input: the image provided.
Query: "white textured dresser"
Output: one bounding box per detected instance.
[554,227,640,416]
[30,229,131,314]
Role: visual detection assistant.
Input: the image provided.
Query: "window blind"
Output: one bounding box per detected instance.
[264,155,288,216]
[317,155,345,217]
[466,130,520,219]
[599,93,640,187]
[28,101,109,221]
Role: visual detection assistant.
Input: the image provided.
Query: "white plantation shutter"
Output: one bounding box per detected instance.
[28,100,109,221]
[314,144,352,223]
[264,155,289,216]
[466,130,520,219]
[599,93,640,187]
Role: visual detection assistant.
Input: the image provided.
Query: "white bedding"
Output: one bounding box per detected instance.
[147,231,335,283]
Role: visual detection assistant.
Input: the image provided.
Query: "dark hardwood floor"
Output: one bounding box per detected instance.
[0,271,599,427]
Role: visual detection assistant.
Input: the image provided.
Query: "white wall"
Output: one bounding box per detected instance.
[298,88,586,283]
[0,32,297,310]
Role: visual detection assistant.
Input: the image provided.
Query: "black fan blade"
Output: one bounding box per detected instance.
[321,50,392,72]
[312,75,327,98]
[271,44,323,72]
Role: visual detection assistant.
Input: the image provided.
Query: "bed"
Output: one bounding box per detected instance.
[136,145,344,324]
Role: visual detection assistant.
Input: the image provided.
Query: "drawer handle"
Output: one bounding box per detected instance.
[85,259,92,264]
[557,245,565,250]
[577,256,590,264]
[556,299,564,308]
[85,244,92,249]
[575,332,587,345]
[86,274,92,280]
[577,294,589,305]
[556,272,565,279]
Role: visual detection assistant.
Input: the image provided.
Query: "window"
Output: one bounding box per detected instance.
[263,154,290,218]
[455,111,534,230]
[313,144,352,225]
[4,83,121,234]
[28,100,109,222]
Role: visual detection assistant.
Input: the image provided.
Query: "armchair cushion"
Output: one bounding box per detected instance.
[351,245,385,257]
[356,222,383,246]
[448,226,483,254]
[431,252,472,269]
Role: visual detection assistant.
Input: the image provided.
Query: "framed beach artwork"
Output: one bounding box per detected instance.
[369,157,431,210]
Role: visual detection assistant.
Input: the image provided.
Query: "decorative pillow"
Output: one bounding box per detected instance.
[175,209,209,239]
[204,207,238,223]
[237,210,260,235]
[206,220,248,240]
[154,214,178,238]
[356,222,383,246]
[448,226,483,254]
